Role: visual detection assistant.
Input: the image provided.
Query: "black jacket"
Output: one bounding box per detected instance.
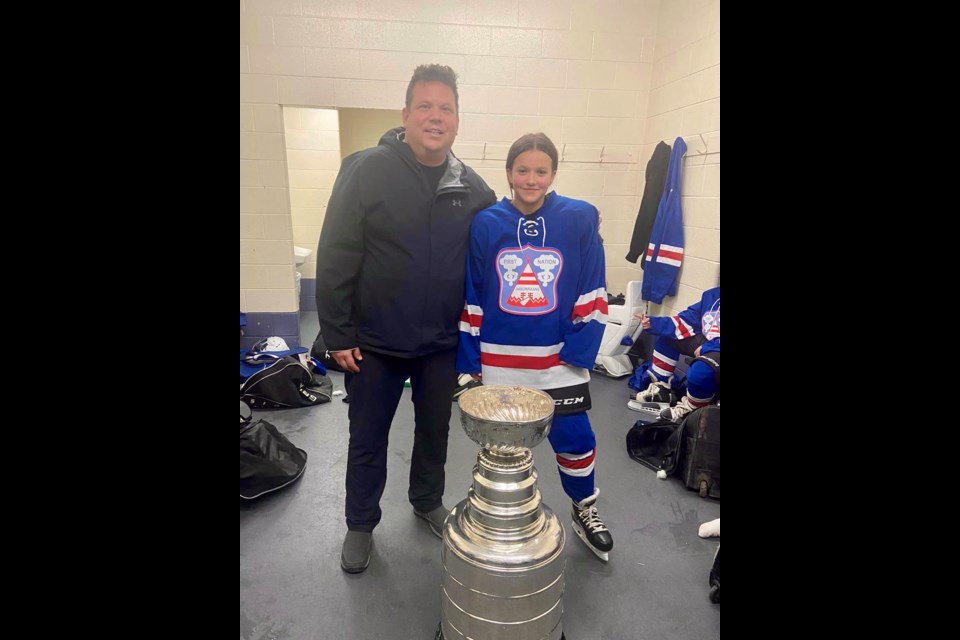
[626,140,671,266]
[315,128,497,357]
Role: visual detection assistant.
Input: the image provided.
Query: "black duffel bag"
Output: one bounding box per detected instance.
[240,410,308,500]
[240,356,333,409]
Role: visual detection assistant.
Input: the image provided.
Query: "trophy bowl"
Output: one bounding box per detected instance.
[457,385,555,451]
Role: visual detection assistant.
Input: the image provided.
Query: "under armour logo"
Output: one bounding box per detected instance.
[522,220,539,236]
[451,199,462,207]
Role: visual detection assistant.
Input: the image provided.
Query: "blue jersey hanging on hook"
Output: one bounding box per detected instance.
[642,137,687,303]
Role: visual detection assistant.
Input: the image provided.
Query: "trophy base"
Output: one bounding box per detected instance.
[435,622,565,639]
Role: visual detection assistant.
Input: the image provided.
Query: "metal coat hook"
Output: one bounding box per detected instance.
[481,142,487,161]
[560,143,566,162]
[697,133,707,155]
[599,145,606,165]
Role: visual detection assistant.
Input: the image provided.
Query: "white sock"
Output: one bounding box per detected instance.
[698,518,720,538]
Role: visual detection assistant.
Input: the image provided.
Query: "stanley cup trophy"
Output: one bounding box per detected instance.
[436,385,567,640]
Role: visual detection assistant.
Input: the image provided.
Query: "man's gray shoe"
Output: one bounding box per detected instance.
[340,530,372,573]
[413,505,450,539]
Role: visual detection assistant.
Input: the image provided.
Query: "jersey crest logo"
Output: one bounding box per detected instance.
[702,309,720,340]
[496,245,563,315]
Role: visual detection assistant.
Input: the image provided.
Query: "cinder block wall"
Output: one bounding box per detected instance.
[240,0,719,343]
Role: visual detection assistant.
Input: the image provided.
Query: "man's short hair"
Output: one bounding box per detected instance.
[405,64,459,112]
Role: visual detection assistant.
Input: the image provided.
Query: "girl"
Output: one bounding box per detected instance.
[456,133,613,561]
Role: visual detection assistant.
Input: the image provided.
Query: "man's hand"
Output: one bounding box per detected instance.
[332,347,363,373]
[694,346,702,358]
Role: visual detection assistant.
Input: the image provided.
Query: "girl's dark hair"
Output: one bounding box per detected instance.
[506,133,559,172]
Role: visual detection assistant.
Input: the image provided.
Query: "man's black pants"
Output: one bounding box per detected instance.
[344,347,457,532]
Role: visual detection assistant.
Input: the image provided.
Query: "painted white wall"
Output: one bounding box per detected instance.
[283,106,341,280]
[338,107,403,159]
[640,0,720,318]
[240,0,718,315]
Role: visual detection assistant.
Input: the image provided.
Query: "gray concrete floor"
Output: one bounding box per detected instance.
[239,315,720,640]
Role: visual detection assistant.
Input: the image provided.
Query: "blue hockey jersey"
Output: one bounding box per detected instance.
[456,193,608,393]
[646,286,720,355]
[642,136,687,303]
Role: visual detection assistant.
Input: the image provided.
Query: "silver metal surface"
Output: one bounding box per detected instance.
[457,385,555,452]
[441,385,566,639]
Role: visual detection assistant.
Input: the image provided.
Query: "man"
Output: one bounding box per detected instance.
[315,64,497,574]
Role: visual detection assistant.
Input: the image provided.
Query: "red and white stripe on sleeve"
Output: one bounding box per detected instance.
[571,287,609,325]
[669,315,695,339]
[655,243,684,267]
[459,303,483,336]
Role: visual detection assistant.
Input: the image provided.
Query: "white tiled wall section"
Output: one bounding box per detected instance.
[240,102,340,313]
[629,0,719,315]
[240,0,719,313]
[285,106,340,282]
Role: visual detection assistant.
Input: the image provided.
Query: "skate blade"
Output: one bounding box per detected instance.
[627,400,667,415]
[572,522,610,562]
